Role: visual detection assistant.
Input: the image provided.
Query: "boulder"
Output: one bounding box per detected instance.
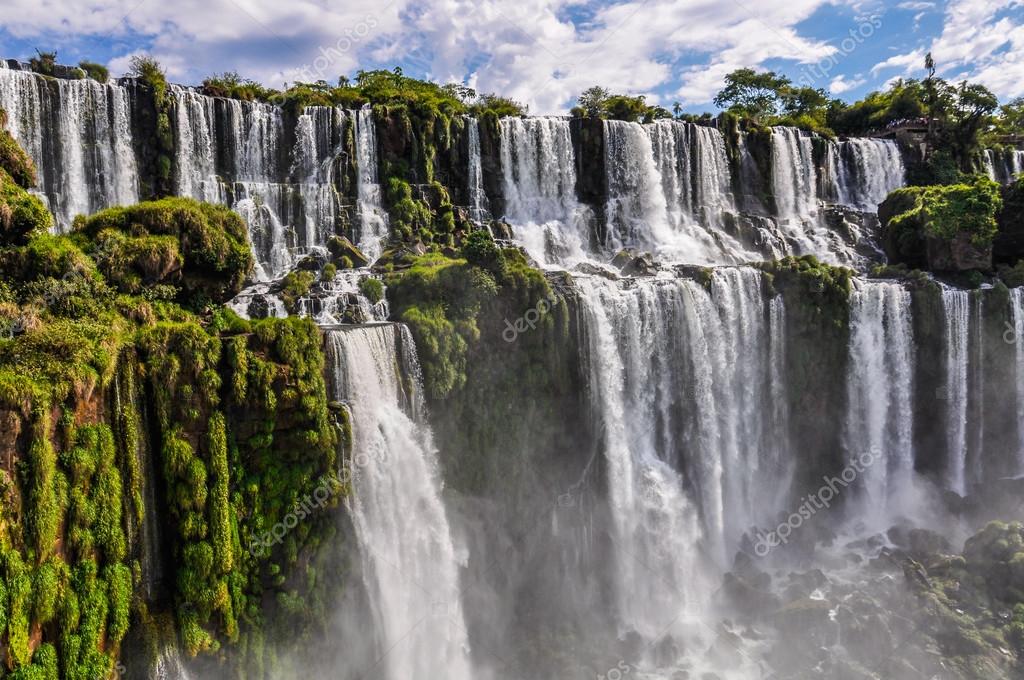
[327,235,370,268]
[611,248,658,276]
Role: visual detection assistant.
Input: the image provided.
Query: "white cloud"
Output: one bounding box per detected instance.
[871,0,1024,99]
[830,74,866,93]
[0,0,885,113]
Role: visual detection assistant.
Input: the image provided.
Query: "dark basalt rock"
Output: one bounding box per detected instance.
[611,248,658,276]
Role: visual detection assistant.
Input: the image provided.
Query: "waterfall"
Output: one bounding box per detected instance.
[615,120,754,263]
[325,325,472,680]
[982,148,1024,184]
[171,87,354,280]
[0,66,138,230]
[604,119,674,254]
[574,267,790,643]
[466,117,490,222]
[832,138,906,211]
[771,127,817,223]
[845,281,914,510]
[353,106,389,262]
[1013,288,1024,475]
[499,116,590,266]
[943,289,971,494]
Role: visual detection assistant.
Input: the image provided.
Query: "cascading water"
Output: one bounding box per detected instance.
[172,85,341,280]
[499,116,590,266]
[466,116,490,222]
[573,267,790,662]
[983,147,1024,184]
[771,127,817,223]
[325,325,472,680]
[0,64,138,230]
[1013,288,1024,474]
[943,289,971,494]
[353,106,389,262]
[606,119,755,263]
[831,138,906,211]
[845,281,915,512]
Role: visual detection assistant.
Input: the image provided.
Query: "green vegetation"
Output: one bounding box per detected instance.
[78,60,109,83]
[74,197,254,308]
[358,277,384,304]
[129,55,174,196]
[201,71,277,101]
[885,176,1002,247]
[571,86,671,123]
[28,50,58,77]
[713,68,833,135]
[0,121,343,680]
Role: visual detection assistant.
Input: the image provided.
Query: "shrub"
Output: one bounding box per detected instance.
[358,277,384,304]
[78,61,109,83]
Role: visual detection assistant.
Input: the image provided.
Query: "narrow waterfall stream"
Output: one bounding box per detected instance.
[325,325,473,680]
[845,281,915,515]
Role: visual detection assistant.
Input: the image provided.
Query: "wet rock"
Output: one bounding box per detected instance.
[610,248,658,276]
[572,262,618,280]
[717,571,780,616]
[327,235,370,268]
[247,294,270,320]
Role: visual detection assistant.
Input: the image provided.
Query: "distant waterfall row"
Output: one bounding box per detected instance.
[844,282,1024,501]
[0,62,138,229]
[567,267,1024,666]
[171,86,387,279]
[499,117,906,268]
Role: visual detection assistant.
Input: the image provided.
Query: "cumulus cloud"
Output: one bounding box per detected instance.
[871,0,1024,99]
[830,74,867,93]
[0,0,916,112]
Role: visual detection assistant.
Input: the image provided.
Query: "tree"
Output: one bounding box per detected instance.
[673,101,682,118]
[780,86,829,117]
[713,68,792,120]
[577,86,610,117]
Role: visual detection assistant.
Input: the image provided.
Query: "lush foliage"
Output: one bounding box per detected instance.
[74,198,254,308]
[714,68,832,135]
[571,86,671,123]
[885,175,1002,247]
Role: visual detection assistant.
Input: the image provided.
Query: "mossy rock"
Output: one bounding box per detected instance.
[0,168,51,245]
[0,116,37,189]
[74,198,254,306]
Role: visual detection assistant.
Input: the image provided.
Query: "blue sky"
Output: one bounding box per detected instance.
[1,0,1022,114]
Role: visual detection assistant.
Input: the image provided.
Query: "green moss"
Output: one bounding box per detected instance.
[279,270,315,315]
[0,168,51,245]
[358,277,384,305]
[75,198,254,307]
[886,176,1002,248]
[0,115,38,189]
